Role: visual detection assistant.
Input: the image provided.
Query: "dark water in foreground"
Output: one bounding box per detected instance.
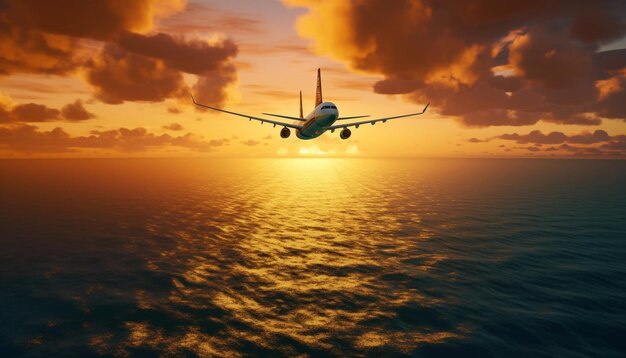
[1,158,625,357]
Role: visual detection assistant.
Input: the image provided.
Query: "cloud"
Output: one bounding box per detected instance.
[8,0,181,40]
[162,122,184,131]
[10,103,60,122]
[61,100,96,121]
[240,139,260,146]
[117,31,237,75]
[470,129,626,157]
[0,0,239,106]
[167,106,182,114]
[0,124,71,152]
[299,145,328,156]
[0,26,80,75]
[93,31,239,105]
[0,123,230,153]
[0,0,179,75]
[192,64,237,107]
[491,129,613,145]
[569,130,612,144]
[85,45,187,104]
[497,130,568,145]
[0,98,94,122]
[602,136,626,151]
[297,143,361,156]
[286,0,626,127]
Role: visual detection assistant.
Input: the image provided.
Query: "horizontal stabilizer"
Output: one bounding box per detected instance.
[262,113,306,121]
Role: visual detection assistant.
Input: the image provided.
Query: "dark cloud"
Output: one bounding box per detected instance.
[569,130,611,144]
[0,123,70,152]
[470,129,626,157]
[0,99,95,122]
[0,123,230,153]
[117,32,237,75]
[0,25,80,75]
[497,130,568,145]
[162,122,183,131]
[601,135,626,151]
[492,129,616,145]
[192,65,236,107]
[555,143,622,157]
[0,0,166,74]
[10,103,60,122]
[288,0,626,126]
[61,100,95,121]
[86,45,187,104]
[570,8,626,44]
[0,0,239,106]
[8,0,164,40]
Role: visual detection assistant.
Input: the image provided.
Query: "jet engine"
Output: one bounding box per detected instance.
[340,128,351,140]
[280,127,291,138]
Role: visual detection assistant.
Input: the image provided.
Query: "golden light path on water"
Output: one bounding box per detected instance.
[98,158,466,356]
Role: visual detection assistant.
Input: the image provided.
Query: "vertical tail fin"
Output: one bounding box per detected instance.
[315,68,323,107]
[299,90,303,119]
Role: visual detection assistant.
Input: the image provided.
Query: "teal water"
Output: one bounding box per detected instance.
[1,159,625,357]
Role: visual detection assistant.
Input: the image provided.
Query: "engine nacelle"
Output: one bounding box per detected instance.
[340,128,352,140]
[280,127,291,138]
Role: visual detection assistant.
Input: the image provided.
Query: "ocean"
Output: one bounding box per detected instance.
[1,158,625,357]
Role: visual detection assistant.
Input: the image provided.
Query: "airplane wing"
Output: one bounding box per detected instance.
[328,103,429,131]
[261,113,306,121]
[337,115,370,120]
[192,95,303,129]
[263,114,370,121]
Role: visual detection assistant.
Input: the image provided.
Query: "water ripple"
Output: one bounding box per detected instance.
[1,158,625,357]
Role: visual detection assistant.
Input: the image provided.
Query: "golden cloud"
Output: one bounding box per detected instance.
[286,0,626,127]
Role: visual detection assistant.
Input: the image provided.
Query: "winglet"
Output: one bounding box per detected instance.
[423,102,430,113]
[191,93,197,105]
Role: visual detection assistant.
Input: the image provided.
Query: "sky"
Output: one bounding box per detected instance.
[1,0,625,158]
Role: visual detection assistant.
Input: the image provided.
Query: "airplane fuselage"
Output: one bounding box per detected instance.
[296,102,339,140]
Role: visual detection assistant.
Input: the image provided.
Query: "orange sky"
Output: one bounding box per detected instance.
[1,0,625,158]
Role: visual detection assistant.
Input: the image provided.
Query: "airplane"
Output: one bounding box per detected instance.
[191,69,429,140]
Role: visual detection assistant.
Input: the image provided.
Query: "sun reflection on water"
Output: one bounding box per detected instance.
[74,158,464,355]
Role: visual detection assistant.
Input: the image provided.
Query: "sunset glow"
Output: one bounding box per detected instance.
[1,0,625,158]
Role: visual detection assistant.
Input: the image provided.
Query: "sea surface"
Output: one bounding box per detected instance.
[1,158,625,357]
